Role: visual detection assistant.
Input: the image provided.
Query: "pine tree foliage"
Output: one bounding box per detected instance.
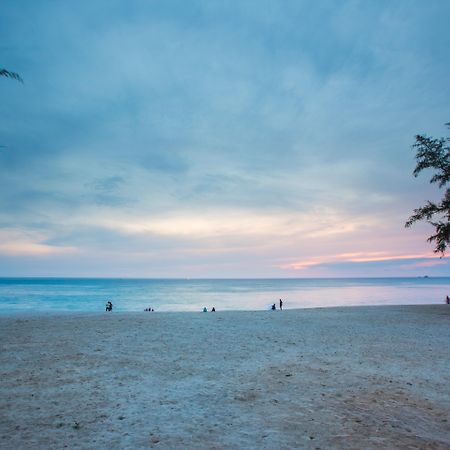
[405,124,450,255]
[0,69,23,83]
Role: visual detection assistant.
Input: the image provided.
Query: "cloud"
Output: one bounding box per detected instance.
[0,229,77,256]
[0,0,449,276]
[280,251,436,271]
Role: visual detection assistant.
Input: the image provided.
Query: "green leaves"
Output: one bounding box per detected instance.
[0,69,23,83]
[406,125,450,255]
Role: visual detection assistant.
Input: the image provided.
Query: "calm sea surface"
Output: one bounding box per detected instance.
[0,277,449,313]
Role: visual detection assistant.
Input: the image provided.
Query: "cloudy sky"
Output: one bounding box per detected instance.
[1,0,449,277]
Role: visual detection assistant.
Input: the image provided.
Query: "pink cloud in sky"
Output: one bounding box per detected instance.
[400,259,447,269]
[280,251,436,271]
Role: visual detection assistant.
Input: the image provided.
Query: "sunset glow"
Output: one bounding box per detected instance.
[1,1,449,277]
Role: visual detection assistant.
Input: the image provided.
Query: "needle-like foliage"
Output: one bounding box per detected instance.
[0,69,23,83]
[405,124,450,255]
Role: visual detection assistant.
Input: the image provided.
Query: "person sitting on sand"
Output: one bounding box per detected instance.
[106,301,113,312]
[203,307,207,312]
[211,307,216,312]
[271,303,276,310]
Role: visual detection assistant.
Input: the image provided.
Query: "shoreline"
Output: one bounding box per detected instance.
[0,301,447,317]
[1,277,448,315]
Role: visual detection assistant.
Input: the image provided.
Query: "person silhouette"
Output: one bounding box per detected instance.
[279,299,283,310]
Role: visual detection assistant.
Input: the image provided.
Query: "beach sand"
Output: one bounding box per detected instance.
[1,305,449,449]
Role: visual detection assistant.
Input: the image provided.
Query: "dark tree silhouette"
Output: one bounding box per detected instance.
[0,69,23,83]
[405,124,450,255]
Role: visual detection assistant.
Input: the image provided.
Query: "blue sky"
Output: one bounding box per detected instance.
[1,0,449,277]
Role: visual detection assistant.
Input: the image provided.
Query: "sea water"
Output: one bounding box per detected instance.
[0,277,448,313]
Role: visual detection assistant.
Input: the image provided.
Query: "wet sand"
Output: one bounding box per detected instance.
[1,305,449,449]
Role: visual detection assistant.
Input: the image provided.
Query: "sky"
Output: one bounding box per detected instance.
[0,0,449,278]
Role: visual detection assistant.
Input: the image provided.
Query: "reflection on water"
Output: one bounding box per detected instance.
[0,278,448,313]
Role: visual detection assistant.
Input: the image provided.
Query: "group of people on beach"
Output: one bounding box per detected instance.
[107,295,448,312]
[105,298,290,312]
[271,299,283,310]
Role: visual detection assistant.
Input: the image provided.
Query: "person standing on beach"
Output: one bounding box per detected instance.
[279,299,283,310]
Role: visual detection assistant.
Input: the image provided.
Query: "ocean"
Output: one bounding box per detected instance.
[0,277,448,313]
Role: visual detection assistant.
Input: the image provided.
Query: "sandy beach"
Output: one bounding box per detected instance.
[1,305,449,449]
